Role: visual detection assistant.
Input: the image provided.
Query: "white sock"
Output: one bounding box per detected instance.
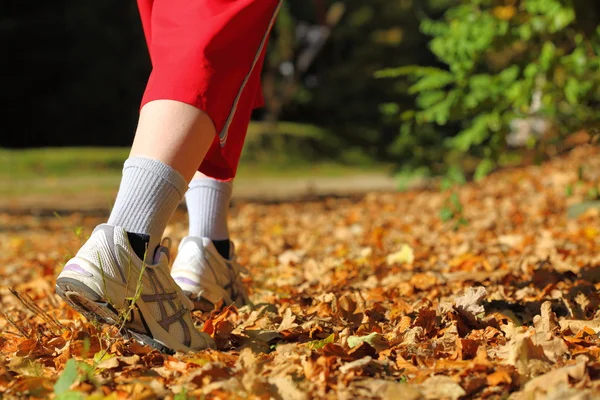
[185,177,233,240]
[107,157,187,261]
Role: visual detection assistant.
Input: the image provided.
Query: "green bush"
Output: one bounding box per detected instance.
[378,0,600,179]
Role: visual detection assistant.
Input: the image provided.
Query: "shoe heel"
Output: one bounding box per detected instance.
[56,277,120,325]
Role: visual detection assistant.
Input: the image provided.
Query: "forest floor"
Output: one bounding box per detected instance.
[1,146,600,399]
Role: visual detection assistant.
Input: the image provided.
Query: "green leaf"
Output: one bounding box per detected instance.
[306,333,335,350]
[440,207,454,222]
[449,114,492,152]
[447,165,466,185]
[417,91,446,109]
[565,185,573,197]
[374,65,449,79]
[474,158,495,181]
[93,351,114,365]
[379,103,400,116]
[469,74,492,90]
[524,63,538,79]
[457,217,469,227]
[450,192,463,212]
[55,392,85,400]
[551,8,575,31]
[409,71,455,94]
[539,42,556,71]
[54,359,78,396]
[496,65,520,85]
[564,77,580,105]
[518,24,532,40]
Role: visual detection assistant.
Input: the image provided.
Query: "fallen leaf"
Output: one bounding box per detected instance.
[338,356,373,373]
[347,332,389,352]
[244,329,282,343]
[96,356,120,370]
[454,286,487,319]
[418,376,465,400]
[306,333,335,350]
[387,244,414,265]
[485,369,512,386]
[532,302,568,362]
[522,361,587,396]
[269,376,308,400]
[559,318,600,334]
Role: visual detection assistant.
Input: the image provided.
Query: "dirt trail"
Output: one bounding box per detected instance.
[0,173,399,215]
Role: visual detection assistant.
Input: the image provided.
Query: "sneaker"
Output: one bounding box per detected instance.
[171,237,250,311]
[55,224,215,354]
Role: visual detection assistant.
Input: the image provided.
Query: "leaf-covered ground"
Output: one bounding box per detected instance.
[1,146,600,399]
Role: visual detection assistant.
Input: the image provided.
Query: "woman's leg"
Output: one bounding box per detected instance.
[56,0,281,353]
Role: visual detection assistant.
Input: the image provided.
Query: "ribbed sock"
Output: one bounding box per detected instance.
[108,157,188,262]
[185,177,232,258]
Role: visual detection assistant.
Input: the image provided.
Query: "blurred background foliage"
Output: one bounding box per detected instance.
[2,0,599,179]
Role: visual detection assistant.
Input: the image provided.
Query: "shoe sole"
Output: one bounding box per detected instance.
[56,277,175,355]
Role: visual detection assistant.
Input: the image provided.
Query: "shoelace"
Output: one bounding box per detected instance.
[154,237,195,310]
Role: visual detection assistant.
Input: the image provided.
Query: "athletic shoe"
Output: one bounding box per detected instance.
[171,237,249,311]
[55,224,215,353]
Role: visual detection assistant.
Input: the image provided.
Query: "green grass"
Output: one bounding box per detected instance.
[0,121,379,181]
[0,147,387,180]
[0,147,130,179]
[0,149,390,201]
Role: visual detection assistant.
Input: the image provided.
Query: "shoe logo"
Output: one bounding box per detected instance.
[63,263,93,277]
[141,269,192,347]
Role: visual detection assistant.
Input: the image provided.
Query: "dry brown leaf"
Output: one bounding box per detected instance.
[559,318,600,334]
[278,307,299,332]
[486,369,512,386]
[383,382,423,400]
[521,361,587,397]
[96,356,120,370]
[269,376,308,400]
[498,324,550,376]
[418,376,466,400]
[454,286,487,318]
[531,301,568,362]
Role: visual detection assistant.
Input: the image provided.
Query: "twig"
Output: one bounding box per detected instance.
[10,288,65,334]
[3,312,30,338]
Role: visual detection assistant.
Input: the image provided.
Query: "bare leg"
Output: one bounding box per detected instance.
[130,100,217,182]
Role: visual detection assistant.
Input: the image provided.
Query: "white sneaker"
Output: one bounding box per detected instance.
[55,224,215,353]
[171,237,249,311]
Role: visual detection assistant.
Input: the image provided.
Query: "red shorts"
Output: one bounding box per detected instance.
[137,0,281,180]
